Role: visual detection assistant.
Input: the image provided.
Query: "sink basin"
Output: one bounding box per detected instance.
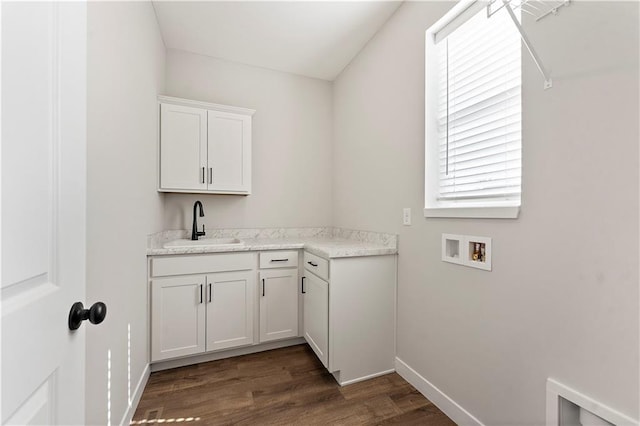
[163,238,244,249]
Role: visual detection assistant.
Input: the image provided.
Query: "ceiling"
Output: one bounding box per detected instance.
[151,1,403,81]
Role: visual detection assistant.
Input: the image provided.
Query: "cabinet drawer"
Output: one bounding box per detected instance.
[151,253,254,277]
[259,251,299,269]
[303,252,329,281]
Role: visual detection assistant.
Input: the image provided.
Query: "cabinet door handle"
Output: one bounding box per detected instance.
[270,259,289,262]
[307,261,318,267]
[209,167,213,184]
[201,167,205,184]
[301,276,306,294]
[199,284,203,304]
[262,279,265,297]
[208,283,212,303]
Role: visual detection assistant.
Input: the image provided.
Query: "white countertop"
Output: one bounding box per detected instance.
[147,228,398,259]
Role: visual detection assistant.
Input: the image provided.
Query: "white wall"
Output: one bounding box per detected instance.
[86,2,165,424]
[163,49,333,230]
[333,1,639,424]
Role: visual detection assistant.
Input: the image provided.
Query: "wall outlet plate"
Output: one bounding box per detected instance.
[403,208,411,226]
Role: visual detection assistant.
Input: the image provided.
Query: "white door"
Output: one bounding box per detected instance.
[150,276,206,362]
[259,269,299,342]
[206,271,255,351]
[303,273,329,368]
[159,103,207,191]
[1,2,88,425]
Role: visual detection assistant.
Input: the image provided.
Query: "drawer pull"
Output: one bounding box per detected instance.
[307,261,318,267]
[262,279,265,297]
[270,259,289,262]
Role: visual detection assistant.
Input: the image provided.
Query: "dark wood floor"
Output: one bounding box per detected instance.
[132,344,455,425]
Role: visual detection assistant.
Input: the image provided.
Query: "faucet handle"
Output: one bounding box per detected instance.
[199,224,206,237]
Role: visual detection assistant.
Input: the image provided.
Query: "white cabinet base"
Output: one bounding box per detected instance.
[149,253,256,363]
[329,255,396,385]
[302,253,397,386]
[259,268,299,343]
[151,276,206,361]
[206,271,255,351]
[303,272,329,368]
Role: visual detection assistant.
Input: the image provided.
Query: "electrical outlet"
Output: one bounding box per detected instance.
[403,208,411,226]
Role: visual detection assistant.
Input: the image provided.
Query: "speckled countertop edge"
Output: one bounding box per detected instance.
[147,227,398,259]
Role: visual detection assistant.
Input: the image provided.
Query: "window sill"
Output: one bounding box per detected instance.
[424,205,520,219]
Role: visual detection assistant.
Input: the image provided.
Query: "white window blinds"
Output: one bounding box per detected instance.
[435,7,521,203]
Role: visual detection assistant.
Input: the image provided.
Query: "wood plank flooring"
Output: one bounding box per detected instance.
[132,344,455,425]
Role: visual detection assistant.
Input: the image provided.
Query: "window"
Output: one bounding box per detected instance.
[425,1,522,219]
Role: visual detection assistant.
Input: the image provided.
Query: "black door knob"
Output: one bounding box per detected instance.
[68,301,107,331]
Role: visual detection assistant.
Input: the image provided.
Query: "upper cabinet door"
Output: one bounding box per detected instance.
[160,103,207,190]
[207,110,252,193]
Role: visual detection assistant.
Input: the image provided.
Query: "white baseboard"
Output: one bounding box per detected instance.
[395,357,484,426]
[336,368,396,386]
[151,338,305,372]
[119,363,150,426]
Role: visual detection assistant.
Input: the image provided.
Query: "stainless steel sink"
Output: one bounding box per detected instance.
[163,238,244,249]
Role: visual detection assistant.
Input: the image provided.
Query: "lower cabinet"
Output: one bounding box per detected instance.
[259,268,299,342]
[258,250,299,343]
[302,272,328,367]
[302,251,397,385]
[151,275,206,361]
[150,253,256,362]
[206,271,255,351]
[149,248,396,380]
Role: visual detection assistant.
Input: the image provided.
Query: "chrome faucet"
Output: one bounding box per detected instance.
[191,200,206,240]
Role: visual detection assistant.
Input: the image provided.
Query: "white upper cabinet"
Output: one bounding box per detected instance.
[158,96,254,195]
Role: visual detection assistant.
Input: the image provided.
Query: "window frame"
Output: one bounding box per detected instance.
[424,0,521,220]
